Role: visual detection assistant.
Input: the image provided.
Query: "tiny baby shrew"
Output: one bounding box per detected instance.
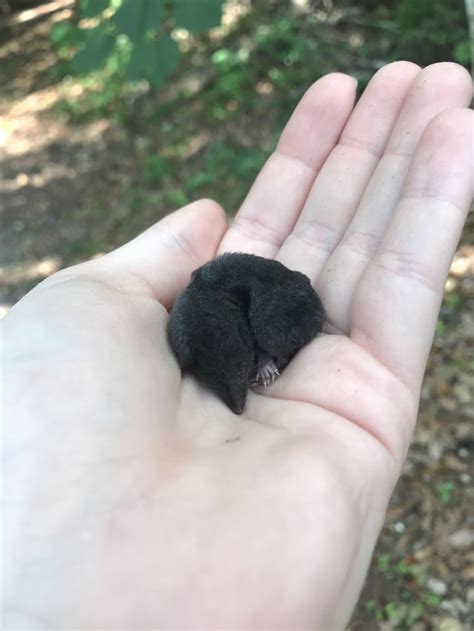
[168,253,325,414]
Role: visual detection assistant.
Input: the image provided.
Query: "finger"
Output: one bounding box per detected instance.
[317,63,473,332]
[351,108,473,391]
[277,61,421,277]
[217,73,357,257]
[49,200,227,309]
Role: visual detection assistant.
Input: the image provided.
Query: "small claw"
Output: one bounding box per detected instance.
[254,358,280,389]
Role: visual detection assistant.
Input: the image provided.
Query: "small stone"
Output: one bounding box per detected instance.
[453,382,472,404]
[437,618,463,631]
[413,546,432,562]
[461,562,474,580]
[433,378,450,398]
[445,277,457,291]
[16,172,29,186]
[427,577,448,596]
[450,252,473,275]
[421,383,431,400]
[462,405,474,419]
[441,597,469,616]
[428,440,444,461]
[439,397,457,412]
[448,529,474,550]
[455,421,473,440]
[467,586,474,603]
[393,521,405,534]
[445,453,467,471]
[459,372,474,387]
[459,473,471,484]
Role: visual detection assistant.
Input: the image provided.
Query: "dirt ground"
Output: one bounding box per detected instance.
[1,4,473,629]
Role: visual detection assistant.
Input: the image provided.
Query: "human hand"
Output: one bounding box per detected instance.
[2,62,472,629]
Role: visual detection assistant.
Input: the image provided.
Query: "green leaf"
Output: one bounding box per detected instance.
[143,155,171,184]
[50,21,78,46]
[186,171,215,192]
[71,27,115,74]
[425,593,441,607]
[377,553,391,573]
[454,40,471,65]
[212,48,232,66]
[126,38,148,82]
[384,602,405,624]
[436,480,454,504]
[163,189,189,208]
[79,0,110,18]
[173,0,223,33]
[127,35,179,86]
[148,36,180,86]
[435,319,446,336]
[113,0,164,41]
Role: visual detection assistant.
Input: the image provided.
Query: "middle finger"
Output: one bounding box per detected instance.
[277,61,421,278]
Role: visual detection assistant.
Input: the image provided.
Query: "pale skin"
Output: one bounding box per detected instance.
[2,62,472,630]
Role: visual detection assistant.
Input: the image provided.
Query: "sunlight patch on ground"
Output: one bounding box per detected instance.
[449,246,474,277]
[0,304,12,318]
[0,256,62,286]
[0,6,72,64]
[0,106,109,157]
[8,0,74,26]
[6,87,65,118]
[0,164,76,192]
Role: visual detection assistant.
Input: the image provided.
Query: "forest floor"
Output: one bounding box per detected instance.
[1,3,473,629]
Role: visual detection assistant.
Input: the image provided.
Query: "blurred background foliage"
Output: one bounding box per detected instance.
[1,1,471,251]
[43,0,471,238]
[52,0,470,92]
[49,0,470,122]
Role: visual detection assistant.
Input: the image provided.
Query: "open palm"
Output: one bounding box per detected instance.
[3,62,472,629]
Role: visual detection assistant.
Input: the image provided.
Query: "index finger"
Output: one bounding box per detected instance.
[217,73,357,257]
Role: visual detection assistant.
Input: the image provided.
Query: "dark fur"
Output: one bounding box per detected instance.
[168,253,325,414]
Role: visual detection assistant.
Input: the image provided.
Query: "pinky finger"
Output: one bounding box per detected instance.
[350,108,473,393]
